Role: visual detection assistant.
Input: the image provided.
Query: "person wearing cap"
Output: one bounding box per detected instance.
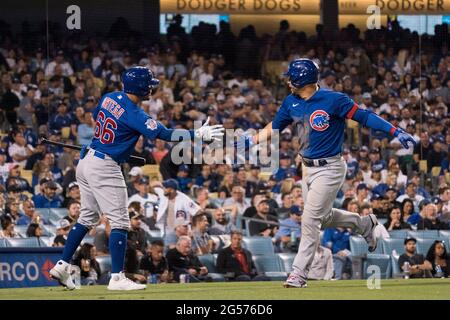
[126,166,143,197]
[45,49,74,77]
[321,226,352,280]
[368,147,386,170]
[52,219,72,247]
[32,180,63,208]
[248,197,279,237]
[6,163,31,193]
[366,161,384,189]
[49,101,72,132]
[151,179,200,235]
[273,152,297,182]
[127,208,147,256]
[176,164,193,194]
[396,182,424,211]
[398,237,432,278]
[356,183,370,206]
[127,176,158,220]
[275,205,302,253]
[62,181,81,207]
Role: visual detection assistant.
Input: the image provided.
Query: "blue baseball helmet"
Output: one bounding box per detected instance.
[283,58,319,88]
[122,66,159,97]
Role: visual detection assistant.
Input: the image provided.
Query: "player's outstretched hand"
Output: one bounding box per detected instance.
[395,128,417,149]
[195,117,225,142]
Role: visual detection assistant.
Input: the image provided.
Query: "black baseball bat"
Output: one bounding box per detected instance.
[41,139,146,165]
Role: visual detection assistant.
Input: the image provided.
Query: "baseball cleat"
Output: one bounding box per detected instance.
[363,213,378,252]
[283,273,308,288]
[107,272,147,291]
[49,260,76,290]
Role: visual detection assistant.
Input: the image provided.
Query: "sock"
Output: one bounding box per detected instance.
[62,223,89,263]
[109,229,128,274]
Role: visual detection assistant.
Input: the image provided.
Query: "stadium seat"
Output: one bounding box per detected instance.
[277,253,295,273]
[39,236,52,247]
[14,225,29,237]
[438,230,450,239]
[381,238,405,255]
[147,229,162,239]
[35,208,51,219]
[377,218,387,226]
[407,230,440,239]
[363,254,391,279]
[7,237,41,248]
[0,239,10,247]
[242,237,275,255]
[388,230,409,239]
[96,255,112,275]
[81,235,95,245]
[43,225,57,237]
[197,254,225,282]
[415,238,436,255]
[349,235,383,256]
[50,208,69,219]
[391,255,402,278]
[252,255,287,280]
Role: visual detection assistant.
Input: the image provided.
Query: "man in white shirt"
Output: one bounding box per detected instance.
[223,185,251,217]
[45,50,74,77]
[151,179,200,236]
[128,176,158,219]
[396,182,424,211]
[8,132,32,167]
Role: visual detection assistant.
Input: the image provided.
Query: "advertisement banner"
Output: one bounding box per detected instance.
[0,248,63,288]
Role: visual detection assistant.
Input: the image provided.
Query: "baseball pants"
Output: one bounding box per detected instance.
[292,154,367,280]
[76,149,129,230]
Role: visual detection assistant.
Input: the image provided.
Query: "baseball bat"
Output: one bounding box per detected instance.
[41,139,147,165]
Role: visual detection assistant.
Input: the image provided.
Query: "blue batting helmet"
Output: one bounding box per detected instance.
[283,58,319,88]
[122,66,160,97]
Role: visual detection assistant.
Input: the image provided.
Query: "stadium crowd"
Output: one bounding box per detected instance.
[0,16,449,284]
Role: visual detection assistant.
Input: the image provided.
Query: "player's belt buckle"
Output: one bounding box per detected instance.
[302,158,328,167]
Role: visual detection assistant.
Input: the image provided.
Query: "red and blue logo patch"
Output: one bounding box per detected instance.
[309,110,330,131]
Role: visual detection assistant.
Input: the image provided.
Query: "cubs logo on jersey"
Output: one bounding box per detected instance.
[145,118,157,130]
[309,110,330,132]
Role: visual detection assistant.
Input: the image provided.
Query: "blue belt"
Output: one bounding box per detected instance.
[89,149,107,160]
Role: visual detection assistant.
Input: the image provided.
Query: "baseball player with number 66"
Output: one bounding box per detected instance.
[238,58,416,288]
[50,66,224,291]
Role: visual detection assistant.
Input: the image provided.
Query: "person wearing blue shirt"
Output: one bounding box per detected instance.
[16,199,49,225]
[77,111,95,146]
[273,152,297,182]
[275,206,302,253]
[322,227,352,280]
[176,164,193,194]
[49,101,72,131]
[32,181,63,208]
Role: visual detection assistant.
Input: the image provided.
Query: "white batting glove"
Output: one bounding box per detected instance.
[195,117,225,142]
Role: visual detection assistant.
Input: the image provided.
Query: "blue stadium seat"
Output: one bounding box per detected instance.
[95,255,112,274]
[43,225,57,237]
[242,237,275,255]
[50,208,69,219]
[388,230,409,239]
[0,239,9,247]
[349,235,383,256]
[416,238,436,255]
[252,255,283,272]
[198,254,225,282]
[39,236,53,247]
[363,254,391,279]
[14,225,29,237]
[35,208,51,219]
[438,230,450,239]
[407,230,440,239]
[277,253,295,273]
[243,219,251,237]
[7,237,41,248]
[81,235,95,245]
[391,255,401,278]
[381,238,405,255]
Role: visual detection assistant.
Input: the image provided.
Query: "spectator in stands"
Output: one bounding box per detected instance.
[62,200,80,225]
[418,203,449,230]
[384,205,412,231]
[308,245,334,281]
[0,216,18,238]
[52,219,71,246]
[276,193,295,220]
[32,180,63,208]
[322,227,352,280]
[164,217,190,250]
[92,214,111,255]
[191,212,215,255]
[49,101,72,132]
[223,185,251,217]
[62,181,80,207]
[275,205,302,253]
[401,198,416,224]
[216,230,268,281]
[359,203,390,239]
[209,207,237,236]
[8,131,32,167]
[16,199,44,225]
[127,208,146,256]
[73,243,101,285]
[439,186,450,218]
[356,183,370,206]
[151,139,169,165]
[139,239,171,283]
[6,164,31,192]
[398,237,432,278]
[128,136,155,168]
[126,166,143,197]
[124,241,147,284]
[396,182,425,210]
[151,179,200,235]
[425,240,450,278]
[127,176,158,220]
[4,198,22,223]
[166,236,210,282]
[248,198,278,237]
[195,187,218,211]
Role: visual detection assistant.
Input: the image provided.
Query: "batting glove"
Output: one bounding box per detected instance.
[194,117,224,142]
[394,128,417,149]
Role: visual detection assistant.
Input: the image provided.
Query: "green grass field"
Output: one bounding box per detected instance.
[1,279,450,300]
